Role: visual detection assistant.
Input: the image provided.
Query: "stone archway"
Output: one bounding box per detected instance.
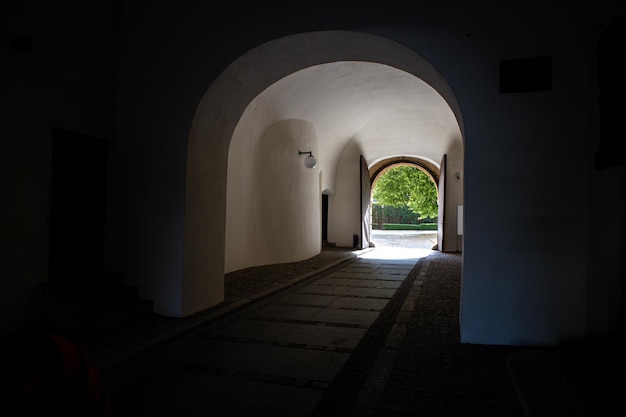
[182,30,465,316]
[369,157,442,248]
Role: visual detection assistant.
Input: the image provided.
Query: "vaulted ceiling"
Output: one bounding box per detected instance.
[237,61,463,193]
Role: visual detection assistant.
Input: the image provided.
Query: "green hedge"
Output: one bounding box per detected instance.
[371,204,437,226]
[378,223,438,231]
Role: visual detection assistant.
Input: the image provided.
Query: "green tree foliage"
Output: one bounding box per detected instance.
[372,166,438,219]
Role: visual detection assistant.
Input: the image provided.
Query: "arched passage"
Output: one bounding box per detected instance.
[183,30,464,317]
[369,158,443,248]
[370,157,440,187]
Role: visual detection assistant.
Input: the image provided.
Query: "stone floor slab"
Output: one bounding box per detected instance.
[375,267,414,275]
[279,293,339,307]
[252,305,324,322]
[345,287,397,298]
[188,376,324,417]
[168,340,350,382]
[107,364,231,416]
[297,284,351,296]
[328,272,375,279]
[167,339,272,370]
[286,324,367,348]
[372,273,407,281]
[313,308,380,326]
[214,319,303,342]
[330,297,390,311]
[247,345,351,381]
[316,277,401,288]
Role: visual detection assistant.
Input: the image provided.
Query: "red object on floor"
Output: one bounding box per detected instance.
[1,330,111,416]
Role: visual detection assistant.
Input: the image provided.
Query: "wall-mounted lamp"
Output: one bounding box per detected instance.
[299,150,317,169]
[455,171,461,179]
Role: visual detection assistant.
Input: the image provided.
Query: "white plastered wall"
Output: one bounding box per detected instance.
[185,31,464,317]
[225,115,321,273]
[327,140,365,247]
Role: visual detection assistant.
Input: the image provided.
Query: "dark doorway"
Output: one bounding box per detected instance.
[48,129,108,282]
[322,194,329,244]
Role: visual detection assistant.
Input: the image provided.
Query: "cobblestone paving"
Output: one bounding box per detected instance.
[311,251,524,417]
[75,231,621,417]
[78,245,359,373]
[375,252,523,417]
[223,245,358,303]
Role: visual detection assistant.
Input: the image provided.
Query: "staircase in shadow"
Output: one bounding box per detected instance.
[39,272,154,337]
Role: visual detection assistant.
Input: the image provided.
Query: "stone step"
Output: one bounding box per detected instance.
[39,273,154,335]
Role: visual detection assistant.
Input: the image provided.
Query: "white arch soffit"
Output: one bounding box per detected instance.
[231,61,460,197]
[184,30,465,302]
